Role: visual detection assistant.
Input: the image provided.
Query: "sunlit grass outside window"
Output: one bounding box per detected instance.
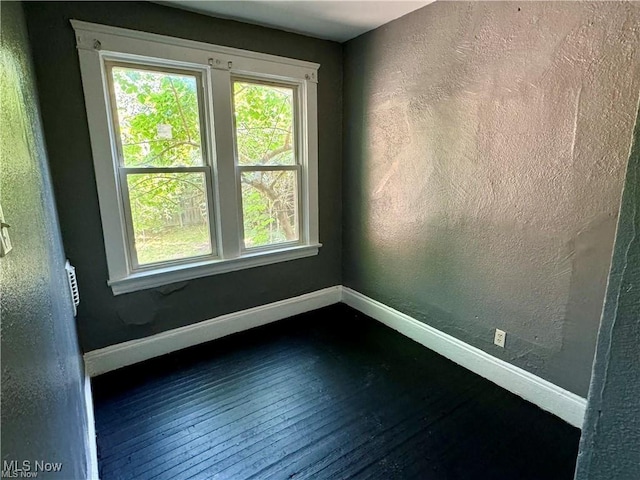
[127,172,211,265]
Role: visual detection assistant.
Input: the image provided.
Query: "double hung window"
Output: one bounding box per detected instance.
[73,21,319,294]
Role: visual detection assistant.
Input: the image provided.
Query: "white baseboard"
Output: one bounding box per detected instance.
[83,284,586,429]
[341,287,587,429]
[84,375,100,480]
[84,286,342,377]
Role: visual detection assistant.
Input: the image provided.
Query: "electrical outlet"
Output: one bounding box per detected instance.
[494,329,506,348]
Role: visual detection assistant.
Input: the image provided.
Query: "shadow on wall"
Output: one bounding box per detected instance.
[575,106,640,480]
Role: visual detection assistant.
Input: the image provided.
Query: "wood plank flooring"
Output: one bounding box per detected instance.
[92,304,581,480]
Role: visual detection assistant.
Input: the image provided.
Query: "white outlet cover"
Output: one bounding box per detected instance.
[494,329,506,348]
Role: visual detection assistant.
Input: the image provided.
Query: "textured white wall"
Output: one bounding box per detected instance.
[343,1,640,396]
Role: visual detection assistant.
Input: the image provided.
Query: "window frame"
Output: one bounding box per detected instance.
[72,20,320,295]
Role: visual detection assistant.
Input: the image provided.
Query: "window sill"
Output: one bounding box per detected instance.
[108,243,322,295]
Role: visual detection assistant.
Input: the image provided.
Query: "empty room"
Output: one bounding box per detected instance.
[1,1,638,479]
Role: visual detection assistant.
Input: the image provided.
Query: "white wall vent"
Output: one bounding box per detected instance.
[65,260,80,317]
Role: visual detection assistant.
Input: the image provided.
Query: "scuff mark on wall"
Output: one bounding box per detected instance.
[157,281,189,296]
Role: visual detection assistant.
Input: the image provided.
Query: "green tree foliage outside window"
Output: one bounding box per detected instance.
[234,81,298,247]
[110,66,298,264]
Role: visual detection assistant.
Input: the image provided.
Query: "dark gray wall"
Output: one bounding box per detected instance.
[575,110,640,479]
[0,2,89,477]
[342,1,640,396]
[24,1,343,352]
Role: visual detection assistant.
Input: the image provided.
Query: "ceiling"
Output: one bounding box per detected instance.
[159,1,434,42]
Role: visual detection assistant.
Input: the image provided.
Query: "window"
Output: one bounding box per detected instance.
[73,21,320,294]
[108,64,215,267]
[233,79,300,249]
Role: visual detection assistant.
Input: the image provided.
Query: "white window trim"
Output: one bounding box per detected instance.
[71,20,320,295]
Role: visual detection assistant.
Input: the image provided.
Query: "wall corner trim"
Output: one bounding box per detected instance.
[84,375,100,480]
[83,286,342,376]
[341,287,587,428]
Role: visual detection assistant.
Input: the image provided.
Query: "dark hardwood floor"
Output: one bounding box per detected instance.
[92,304,581,480]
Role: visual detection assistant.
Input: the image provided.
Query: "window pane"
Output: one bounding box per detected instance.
[241,170,298,248]
[127,173,212,265]
[233,81,295,166]
[111,66,203,167]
